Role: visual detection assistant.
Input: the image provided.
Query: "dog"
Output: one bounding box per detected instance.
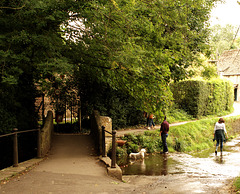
[129,148,146,160]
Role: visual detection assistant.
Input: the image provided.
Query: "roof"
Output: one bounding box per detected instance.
[218,49,240,75]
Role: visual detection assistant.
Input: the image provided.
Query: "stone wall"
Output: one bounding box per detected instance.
[91,110,112,155]
[40,111,54,157]
[91,110,122,180]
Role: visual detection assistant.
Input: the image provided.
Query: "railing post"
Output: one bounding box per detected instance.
[13,128,18,167]
[37,126,41,158]
[102,126,106,157]
[42,93,45,126]
[111,130,116,168]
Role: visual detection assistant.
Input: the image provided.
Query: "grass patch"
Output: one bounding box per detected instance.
[167,104,233,124]
[234,177,240,193]
[167,116,240,152]
[167,107,194,123]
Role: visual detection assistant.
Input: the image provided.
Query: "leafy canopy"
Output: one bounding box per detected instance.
[0,0,219,128]
[66,0,218,114]
[0,0,80,132]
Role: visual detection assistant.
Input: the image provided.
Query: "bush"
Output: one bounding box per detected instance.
[121,132,162,154]
[171,78,234,118]
[167,104,194,123]
[126,142,139,154]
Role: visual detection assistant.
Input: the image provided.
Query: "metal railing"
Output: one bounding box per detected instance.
[101,126,116,168]
[0,127,41,167]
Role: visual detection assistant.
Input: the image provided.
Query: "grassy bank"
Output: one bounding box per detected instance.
[169,116,240,152]
[234,177,240,193]
[119,116,240,155]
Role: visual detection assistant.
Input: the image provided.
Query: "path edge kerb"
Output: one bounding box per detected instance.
[0,158,45,184]
[99,156,122,181]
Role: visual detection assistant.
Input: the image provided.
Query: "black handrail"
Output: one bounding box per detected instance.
[0,127,41,167]
[101,126,116,168]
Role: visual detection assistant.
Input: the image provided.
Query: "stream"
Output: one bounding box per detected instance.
[120,137,240,180]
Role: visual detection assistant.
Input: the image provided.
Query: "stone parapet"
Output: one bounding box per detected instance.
[91,110,122,181]
[40,111,54,157]
[91,110,112,154]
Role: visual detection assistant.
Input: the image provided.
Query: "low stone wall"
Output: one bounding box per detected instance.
[91,110,112,155]
[40,111,54,157]
[91,110,122,181]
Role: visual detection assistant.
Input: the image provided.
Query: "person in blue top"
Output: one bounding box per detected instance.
[213,118,228,156]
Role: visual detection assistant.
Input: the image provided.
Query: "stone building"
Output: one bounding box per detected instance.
[217,49,240,101]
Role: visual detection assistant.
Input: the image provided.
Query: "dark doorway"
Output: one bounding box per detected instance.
[234,88,238,101]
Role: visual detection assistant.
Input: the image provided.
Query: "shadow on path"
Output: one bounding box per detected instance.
[0,134,132,193]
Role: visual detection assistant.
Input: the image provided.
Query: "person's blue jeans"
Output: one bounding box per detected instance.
[161,133,168,153]
[149,119,155,127]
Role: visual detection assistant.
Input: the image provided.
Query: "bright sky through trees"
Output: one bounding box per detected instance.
[210,0,240,26]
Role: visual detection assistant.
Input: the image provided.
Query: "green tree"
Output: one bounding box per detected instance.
[187,54,218,80]
[0,0,220,133]
[210,24,240,57]
[0,0,79,133]
[66,0,218,115]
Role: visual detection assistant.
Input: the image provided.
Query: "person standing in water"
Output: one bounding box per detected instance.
[160,116,169,154]
[213,118,228,156]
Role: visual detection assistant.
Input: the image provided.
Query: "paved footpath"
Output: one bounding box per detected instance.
[0,134,152,194]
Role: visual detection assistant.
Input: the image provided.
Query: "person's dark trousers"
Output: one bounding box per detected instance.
[216,139,223,152]
[161,133,168,153]
[149,119,155,127]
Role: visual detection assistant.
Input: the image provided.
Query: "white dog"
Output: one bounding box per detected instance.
[129,148,146,160]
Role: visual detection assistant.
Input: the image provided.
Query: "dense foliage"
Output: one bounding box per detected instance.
[171,78,234,118]
[75,67,145,128]
[0,0,220,133]
[68,0,219,116]
[0,0,78,133]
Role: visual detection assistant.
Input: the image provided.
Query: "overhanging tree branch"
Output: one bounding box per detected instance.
[0,4,25,10]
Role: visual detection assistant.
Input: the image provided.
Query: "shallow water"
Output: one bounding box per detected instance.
[120,153,183,176]
[120,137,240,178]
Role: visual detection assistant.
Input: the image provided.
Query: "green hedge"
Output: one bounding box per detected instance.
[171,78,234,118]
